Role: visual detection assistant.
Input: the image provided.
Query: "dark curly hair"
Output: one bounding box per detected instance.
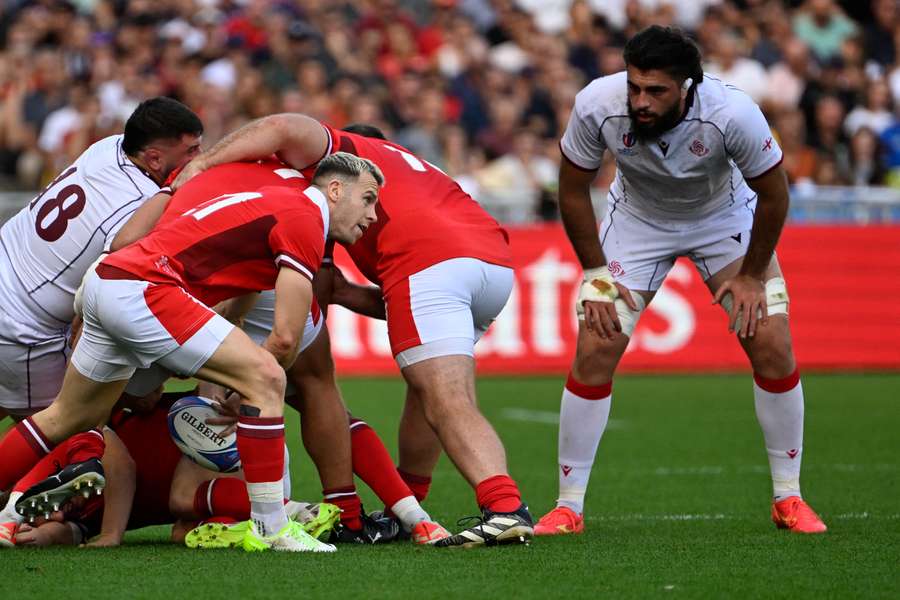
[623,25,704,86]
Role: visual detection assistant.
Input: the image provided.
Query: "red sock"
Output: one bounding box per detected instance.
[350,418,414,508]
[0,417,55,491]
[475,474,522,513]
[323,485,362,530]
[236,416,285,484]
[398,469,431,503]
[65,429,105,463]
[194,478,251,520]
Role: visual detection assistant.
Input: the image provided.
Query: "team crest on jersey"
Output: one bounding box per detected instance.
[617,131,638,156]
[689,139,710,157]
[608,260,625,277]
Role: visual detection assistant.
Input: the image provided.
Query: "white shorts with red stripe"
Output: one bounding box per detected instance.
[71,272,234,383]
[385,258,514,368]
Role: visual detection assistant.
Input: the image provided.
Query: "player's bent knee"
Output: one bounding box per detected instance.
[613,293,646,337]
[242,350,286,407]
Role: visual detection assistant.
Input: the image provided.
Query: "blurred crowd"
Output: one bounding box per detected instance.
[1,0,899,222]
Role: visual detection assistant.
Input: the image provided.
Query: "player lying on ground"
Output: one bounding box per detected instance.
[535,26,826,536]
[0,152,380,553]
[111,158,447,544]
[0,97,202,423]
[172,118,533,548]
[0,399,338,548]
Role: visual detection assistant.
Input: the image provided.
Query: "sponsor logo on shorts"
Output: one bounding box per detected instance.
[689,139,710,157]
[608,260,625,277]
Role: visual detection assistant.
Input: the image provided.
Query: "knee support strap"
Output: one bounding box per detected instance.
[719,277,789,332]
[614,292,646,338]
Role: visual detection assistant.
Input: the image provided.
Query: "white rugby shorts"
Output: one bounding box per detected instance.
[123,289,323,398]
[599,198,755,291]
[0,308,69,416]
[71,272,233,383]
[385,258,514,368]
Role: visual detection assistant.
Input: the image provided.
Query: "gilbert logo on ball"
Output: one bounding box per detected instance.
[167,396,241,472]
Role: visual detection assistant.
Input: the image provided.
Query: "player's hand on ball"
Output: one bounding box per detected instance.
[207,391,240,436]
[713,274,767,338]
[197,380,227,405]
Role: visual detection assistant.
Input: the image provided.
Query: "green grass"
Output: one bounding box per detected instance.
[4,374,899,599]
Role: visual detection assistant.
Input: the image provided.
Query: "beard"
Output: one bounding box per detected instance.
[627,98,683,142]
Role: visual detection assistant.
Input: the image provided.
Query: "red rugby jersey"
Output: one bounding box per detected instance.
[102,184,327,307]
[308,124,511,290]
[159,159,307,227]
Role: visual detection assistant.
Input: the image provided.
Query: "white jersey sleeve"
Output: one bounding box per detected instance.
[724,92,783,179]
[560,82,608,171]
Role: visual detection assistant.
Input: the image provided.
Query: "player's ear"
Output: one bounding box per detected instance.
[681,78,693,99]
[142,147,163,170]
[327,178,343,204]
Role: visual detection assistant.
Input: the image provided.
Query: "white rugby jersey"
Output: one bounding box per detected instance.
[0,135,161,340]
[560,72,782,220]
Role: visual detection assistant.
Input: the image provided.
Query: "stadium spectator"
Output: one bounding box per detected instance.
[0,0,898,213]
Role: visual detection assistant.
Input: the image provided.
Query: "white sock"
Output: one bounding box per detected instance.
[282,445,291,499]
[557,374,612,515]
[0,492,23,524]
[753,371,804,501]
[247,481,288,537]
[390,495,431,532]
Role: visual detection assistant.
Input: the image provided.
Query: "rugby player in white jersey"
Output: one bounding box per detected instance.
[0,97,202,422]
[535,26,826,535]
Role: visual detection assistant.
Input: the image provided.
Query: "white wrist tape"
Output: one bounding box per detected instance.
[73,253,107,317]
[576,266,619,319]
[719,277,789,332]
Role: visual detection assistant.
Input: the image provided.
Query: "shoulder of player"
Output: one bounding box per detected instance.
[80,134,157,189]
[258,185,324,218]
[694,75,763,130]
[573,72,628,123]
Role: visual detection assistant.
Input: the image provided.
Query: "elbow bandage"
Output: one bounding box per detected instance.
[719,277,789,332]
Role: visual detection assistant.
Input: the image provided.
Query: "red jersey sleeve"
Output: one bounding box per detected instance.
[268,208,325,282]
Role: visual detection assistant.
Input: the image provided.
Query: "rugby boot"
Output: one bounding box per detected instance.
[243,520,337,553]
[772,496,827,533]
[328,510,401,544]
[435,503,534,548]
[0,522,17,548]
[16,458,105,523]
[534,506,584,536]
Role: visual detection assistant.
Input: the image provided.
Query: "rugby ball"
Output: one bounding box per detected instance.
[167,396,241,472]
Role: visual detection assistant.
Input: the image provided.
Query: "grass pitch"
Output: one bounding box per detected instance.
[4,374,899,599]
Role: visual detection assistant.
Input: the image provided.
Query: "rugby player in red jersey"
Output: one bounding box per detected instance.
[110,159,447,544]
[0,152,380,552]
[173,116,534,547]
[1,398,338,548]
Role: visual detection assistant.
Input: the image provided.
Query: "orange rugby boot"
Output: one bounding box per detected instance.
[771,496,827,534]
[410,520,451,545]
[0,521,18,548]
[534,506,584,536]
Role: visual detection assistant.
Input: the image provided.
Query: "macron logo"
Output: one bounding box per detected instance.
[561,465,573,477]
